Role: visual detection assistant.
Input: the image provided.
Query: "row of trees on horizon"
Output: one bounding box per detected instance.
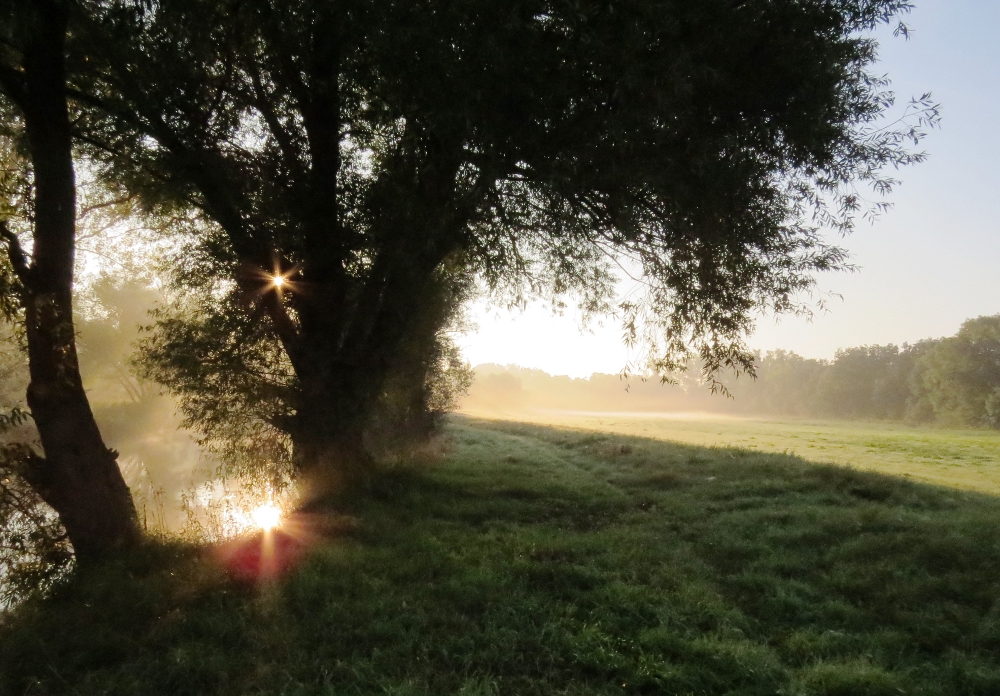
[463,314,1000,429]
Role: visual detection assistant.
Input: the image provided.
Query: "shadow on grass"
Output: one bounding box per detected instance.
[3,415,1000,695]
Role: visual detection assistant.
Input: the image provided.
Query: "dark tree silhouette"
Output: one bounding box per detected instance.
[0,0,140,560]
[70,0,934,488]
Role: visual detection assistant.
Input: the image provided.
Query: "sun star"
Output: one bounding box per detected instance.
[272,274,286,288]
[251,503,282,531]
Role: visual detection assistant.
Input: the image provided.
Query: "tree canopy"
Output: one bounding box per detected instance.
[912,316,1000,429]
[46,0,936,483]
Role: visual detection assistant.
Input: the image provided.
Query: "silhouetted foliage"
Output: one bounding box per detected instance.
[62,0,934,482]
[0,331,71,606]
[0,439,73,608]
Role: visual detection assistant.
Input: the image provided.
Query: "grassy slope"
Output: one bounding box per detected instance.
[3,416,1000,695]
[461,410,1000,495]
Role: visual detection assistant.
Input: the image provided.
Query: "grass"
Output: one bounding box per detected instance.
[461,410,1000,495]
[2,415,1000,695]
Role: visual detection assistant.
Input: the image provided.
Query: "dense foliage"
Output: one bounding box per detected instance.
[911,316,1000,428]
[733,343,936,421]
[0,329,73,607]
[63,0,935,479]
[737,317,1000,426]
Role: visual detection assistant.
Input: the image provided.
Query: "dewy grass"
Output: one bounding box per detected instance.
[464,409,1000,495]
[3,415,1000,695]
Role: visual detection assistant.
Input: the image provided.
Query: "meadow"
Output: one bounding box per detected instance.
[2,415,1000,695]
[463,410,1000,495]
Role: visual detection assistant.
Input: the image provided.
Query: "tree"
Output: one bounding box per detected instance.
[0,0,140,560]
[72,0,934,487]
[738,350,827,417]
[912,316,1000,428]
[814,344,914,420]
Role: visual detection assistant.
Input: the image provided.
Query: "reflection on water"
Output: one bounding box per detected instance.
[99,394,294,540]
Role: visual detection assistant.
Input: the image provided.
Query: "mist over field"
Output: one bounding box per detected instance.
[461,315,1000,430]
[0,273,220,534]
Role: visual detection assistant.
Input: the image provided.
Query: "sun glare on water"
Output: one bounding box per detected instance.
[251,503,283,531]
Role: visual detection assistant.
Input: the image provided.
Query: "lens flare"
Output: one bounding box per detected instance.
[251,503,282,531]
[272,274,286,288]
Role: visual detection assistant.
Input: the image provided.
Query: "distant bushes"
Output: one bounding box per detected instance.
[762,314,1000,427]
[462,315,1000,429]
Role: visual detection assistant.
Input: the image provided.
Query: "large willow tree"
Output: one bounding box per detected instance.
[70,0,933,487]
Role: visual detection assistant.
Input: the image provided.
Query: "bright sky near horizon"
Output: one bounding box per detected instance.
[459,0,1000,379]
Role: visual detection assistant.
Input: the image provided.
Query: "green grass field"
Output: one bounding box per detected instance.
[463,410,1000,495]
[3,415,1000,695]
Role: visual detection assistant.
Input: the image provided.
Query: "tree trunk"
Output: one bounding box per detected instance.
[292,425,372,503]
[287,254,452,495]
[0,1,140,561]
[289,359,380,501]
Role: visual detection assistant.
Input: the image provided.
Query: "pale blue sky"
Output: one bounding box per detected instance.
[461,0,1000,377]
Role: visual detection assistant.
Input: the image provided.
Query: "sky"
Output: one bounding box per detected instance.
[459,0,1000,378]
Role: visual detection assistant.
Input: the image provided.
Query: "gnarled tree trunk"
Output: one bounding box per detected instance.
[285,239,459,495]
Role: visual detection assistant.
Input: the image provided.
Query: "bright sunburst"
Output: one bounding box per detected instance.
[271,274,286,288]
[251,503,282,531]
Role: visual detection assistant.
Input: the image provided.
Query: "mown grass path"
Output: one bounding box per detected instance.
[3,416,1000,695]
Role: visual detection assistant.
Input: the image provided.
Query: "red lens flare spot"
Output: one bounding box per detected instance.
[215,528,305,583]
[212,513,359,584]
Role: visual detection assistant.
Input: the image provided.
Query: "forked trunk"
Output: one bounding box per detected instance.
[285,257,455,499]
[287,267,446,498]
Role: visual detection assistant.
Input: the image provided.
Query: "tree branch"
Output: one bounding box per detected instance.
[71,80,306,358]
[246,69,306,179]
[0,62,28,106]
[0,218,31,288]
[79,193,135,218]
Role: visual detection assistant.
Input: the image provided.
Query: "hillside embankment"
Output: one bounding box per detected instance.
[3,416,1000,694]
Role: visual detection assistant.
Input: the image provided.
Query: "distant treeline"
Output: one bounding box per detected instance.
[461,315,1000,429]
